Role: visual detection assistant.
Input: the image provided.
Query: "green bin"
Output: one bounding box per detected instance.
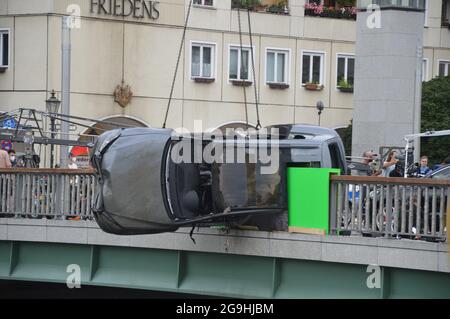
[287,168,340,235]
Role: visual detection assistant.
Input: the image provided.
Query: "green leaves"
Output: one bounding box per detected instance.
[336,0,356,7]
[421,76,450,166]
[338,79,353,89]
[232,0,262,8]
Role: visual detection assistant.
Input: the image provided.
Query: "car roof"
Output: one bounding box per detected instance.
[433,164,450,173]
[173,124,340,146]
[266,124,340,138]
[215,133,337,147]
[426,164,450,177]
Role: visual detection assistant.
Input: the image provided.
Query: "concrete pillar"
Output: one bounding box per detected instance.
[352,1,425,161]
[60,16,71,168]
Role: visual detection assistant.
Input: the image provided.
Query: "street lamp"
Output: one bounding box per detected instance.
[46,90,61,168]
[316,101,324,126]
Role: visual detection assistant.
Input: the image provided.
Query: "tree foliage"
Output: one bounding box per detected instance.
[421,76,450,166]
[336,120,352,157]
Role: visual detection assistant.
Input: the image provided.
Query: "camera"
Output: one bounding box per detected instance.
[390,155,405,177]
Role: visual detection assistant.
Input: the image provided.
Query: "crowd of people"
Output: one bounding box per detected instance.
[360,150,450,178]
[0,144,81,169]
[0,145,89,221]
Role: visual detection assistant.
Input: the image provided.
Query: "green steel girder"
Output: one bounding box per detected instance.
[0,240,449,299]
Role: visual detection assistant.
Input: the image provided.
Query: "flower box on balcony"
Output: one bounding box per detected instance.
[232,0,289,15]
[304,3,357,20]
[268,82,289,89]
[304,83,323,91]
[254,4,268,12]
[266,4,288,14]
[232,0,263,11]
[338,86,353,93]
[337,80,353,93]
[231,79,253,87]
[193,77,215,84]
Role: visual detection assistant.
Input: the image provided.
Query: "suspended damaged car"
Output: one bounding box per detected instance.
[91,125,347,235]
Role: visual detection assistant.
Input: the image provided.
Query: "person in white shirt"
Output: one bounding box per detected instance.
[0,149,11,168]
[383,151,399,177]
[68,155,78,169]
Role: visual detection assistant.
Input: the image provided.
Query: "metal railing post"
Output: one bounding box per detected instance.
[329,181,338,235]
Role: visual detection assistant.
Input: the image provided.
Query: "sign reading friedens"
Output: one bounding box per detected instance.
[90,0,160,20]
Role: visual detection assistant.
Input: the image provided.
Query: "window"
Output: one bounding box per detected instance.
[438,60,450,77]
[336,54,355,88]
[193,0,213,6]
[379,0,424,9]
[302,51,325,85]
[422,58,428,81]
[266,49,289,84]
[229,46,253,82]
[191,42,215,79]
[328,142,345,174]
[442,0,450,26]
[424,0,428,26]
[290,162,322,168]
[0,29,9,69]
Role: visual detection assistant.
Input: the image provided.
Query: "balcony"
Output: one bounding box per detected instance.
[231,0,290,15]
[304,0,357,21]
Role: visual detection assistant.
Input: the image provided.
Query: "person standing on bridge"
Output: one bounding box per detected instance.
[418,156,432,176]
[383,151,399,177]
[0,148,12,214]
[432,156,450,171]
[360,151,382,176]
[8,149,18,168]
[0,148,11,169]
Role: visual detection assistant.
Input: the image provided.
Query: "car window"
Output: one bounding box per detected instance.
[328,142,345,173]
[432,166,450,180]
[290,161,321,168]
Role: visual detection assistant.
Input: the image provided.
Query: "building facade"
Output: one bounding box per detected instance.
[0,0,450,164]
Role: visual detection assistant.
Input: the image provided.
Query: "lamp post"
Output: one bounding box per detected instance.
[46,90,61,168]
[316,101,324,126]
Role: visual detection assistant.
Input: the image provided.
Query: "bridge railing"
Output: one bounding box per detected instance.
[0,168,97,219]
[329,176,450,241]
[1,169,449,242]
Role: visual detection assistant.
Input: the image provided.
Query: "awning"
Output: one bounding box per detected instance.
[70,146,89,156]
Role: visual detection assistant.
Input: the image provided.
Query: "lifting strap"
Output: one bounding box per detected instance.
[163,0,193,129]
[237,7,249,127]
[246,7,261,130]
[163,0,262,130]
